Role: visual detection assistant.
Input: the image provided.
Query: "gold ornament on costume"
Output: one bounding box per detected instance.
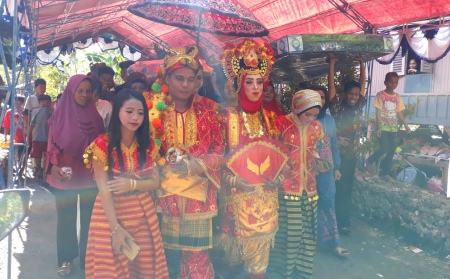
[246,155,270,176]
[161,46,199,75]
[241,111,264,138]
[146,46,201,147]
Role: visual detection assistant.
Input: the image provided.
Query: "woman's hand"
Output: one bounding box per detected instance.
[51,165,66,182]
[111,225,134,256]
[334,170,342,181]
[235,177,255,192]
[107,177,134,194]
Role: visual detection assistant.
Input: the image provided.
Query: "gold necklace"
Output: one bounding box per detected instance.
[242,111,264,138]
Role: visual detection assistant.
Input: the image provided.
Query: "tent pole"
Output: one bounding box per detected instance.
[196,11,203,47]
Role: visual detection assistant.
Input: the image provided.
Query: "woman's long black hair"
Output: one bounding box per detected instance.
[310,85,330,119]
[107,89,150,174]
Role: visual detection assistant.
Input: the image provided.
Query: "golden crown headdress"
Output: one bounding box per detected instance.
[161,46,199,75]
[222,40,275,85]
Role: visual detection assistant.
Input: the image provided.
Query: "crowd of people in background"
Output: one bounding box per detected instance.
[0,38,411,279]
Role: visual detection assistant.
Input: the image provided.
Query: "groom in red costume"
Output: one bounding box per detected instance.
[149,46,225,279]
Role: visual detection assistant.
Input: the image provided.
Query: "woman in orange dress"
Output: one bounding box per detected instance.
[84,89,169,279]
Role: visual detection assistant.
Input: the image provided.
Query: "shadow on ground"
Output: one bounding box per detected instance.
[1,183,450,279]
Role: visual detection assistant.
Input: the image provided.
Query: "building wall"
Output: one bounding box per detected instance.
[366,54,450,125]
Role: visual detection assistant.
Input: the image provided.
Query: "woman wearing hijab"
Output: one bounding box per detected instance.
[46,74,104,277]
[267,90,323,279]
[262,80,285,117]
[218,40,286,279]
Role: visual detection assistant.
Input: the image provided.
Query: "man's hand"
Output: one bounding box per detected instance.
[177,159,204,178]
[265,176,282,190]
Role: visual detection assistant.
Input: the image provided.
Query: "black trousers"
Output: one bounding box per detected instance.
[335,155,357,229]
[367,131,398,176]
[52,186,98,269]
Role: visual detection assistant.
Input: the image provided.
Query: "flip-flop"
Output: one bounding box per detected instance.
[339,227,352,235]
[335,246,350,257]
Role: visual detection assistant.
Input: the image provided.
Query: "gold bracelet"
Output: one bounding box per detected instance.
[111,224,119,236]
[129,179,133,191]
[132,179,137,191]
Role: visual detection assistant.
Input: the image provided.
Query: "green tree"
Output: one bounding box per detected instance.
[35,45,126,98]
[36,63,69,98]
[85,49,125,84]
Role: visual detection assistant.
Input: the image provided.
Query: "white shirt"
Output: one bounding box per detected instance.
[96,99,112,131]
[24,94,40,119]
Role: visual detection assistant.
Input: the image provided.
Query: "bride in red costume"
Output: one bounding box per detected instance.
[218,40,287,279]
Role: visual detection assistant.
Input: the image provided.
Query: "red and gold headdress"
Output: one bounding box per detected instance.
[161,46,200,76]
[222,39,275,93]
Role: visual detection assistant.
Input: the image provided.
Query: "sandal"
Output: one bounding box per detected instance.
[57,261,73,277]
[334,246,350,257]
[339,227,352,235]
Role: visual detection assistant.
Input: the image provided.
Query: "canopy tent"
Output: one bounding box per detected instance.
[27,0,450,59]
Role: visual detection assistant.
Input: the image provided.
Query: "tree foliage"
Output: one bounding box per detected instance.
[85,49,126,84]
[35,46,125,99]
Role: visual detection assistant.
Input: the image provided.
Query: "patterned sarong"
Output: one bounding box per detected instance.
[85,192,169,279]
[161,218,212,251]
[266,193,318,279]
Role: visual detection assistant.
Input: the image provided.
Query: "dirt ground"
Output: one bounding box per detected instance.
[1,181,450,279]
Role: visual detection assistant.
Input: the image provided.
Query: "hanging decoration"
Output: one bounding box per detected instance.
[36,37,143,65]
[97,37,119,52]
[73,38,93,50]
[59,43,73,56]
[377,26,450,64]
[37,46,61,65]
[121,45,142,61]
